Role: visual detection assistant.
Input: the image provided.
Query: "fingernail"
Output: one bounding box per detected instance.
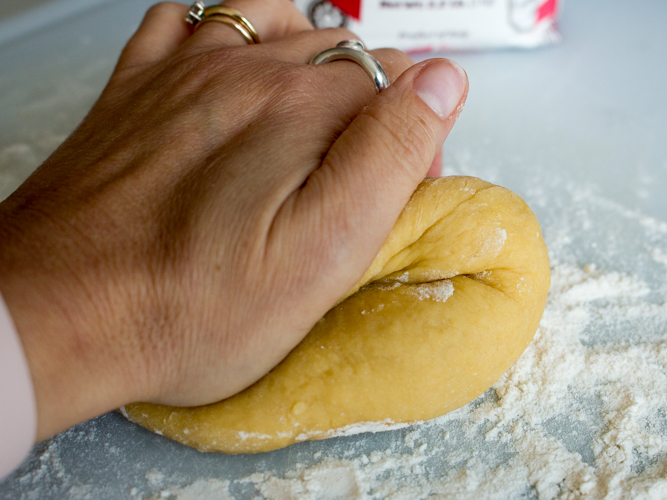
[414,60,467,119]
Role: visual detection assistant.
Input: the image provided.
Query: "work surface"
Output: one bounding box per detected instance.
[1,0,667,498]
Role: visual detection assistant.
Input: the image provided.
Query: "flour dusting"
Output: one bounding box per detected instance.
[474,226,507,260]
[147,479,233,500]
[296,419,415,442]
[650,247,667,267]
[408,279,455,302]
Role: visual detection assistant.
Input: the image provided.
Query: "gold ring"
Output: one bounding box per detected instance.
[197,15,257,45]
[185,2,261,45]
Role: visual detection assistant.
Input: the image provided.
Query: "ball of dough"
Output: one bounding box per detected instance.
[121,176,550,453]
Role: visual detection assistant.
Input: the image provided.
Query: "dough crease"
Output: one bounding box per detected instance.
[122,176,551,453]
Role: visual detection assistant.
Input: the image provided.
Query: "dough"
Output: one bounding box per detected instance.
[121,176,550,453]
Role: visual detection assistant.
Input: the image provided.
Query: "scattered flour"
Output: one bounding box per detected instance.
[649,247,667,268]
[296,420,415,442]
[145,479,233,500]
[147,262,667,500]
[145,470,165,488]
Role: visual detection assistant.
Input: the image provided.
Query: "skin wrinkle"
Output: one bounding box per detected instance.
[140,258,175,399]
[251,116,321,194]
[115,287,158,399]
[154,173,267,398]
[357,109,434,183]
[263,69,369,169]
[265,192,351,333]
[263,189,297,268]
[298,165,358,252]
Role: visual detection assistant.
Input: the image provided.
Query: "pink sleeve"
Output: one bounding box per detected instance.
[0,291,36,480]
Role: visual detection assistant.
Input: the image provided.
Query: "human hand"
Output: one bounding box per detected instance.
[0,0,467,440]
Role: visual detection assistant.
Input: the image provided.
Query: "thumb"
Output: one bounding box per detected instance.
[291,58,467,302]
[324,58,467,192]
[308,58,467,248]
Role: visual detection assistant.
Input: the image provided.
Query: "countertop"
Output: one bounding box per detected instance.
[1,0,666,498]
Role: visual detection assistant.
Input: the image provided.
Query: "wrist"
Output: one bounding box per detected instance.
[0,212,148,441]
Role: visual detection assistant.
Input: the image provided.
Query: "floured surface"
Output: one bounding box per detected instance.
[4,158,667,500]
[116,261,666,500]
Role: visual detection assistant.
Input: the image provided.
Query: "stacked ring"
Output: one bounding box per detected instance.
[185,1,261,45]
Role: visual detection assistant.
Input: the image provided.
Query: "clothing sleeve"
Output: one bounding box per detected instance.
[0,291,36,481]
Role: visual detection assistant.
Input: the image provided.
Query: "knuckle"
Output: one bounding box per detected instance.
[140,2,188,28]
[376,48,414,65]
[145,2,170,18]
[275,0,300,11]
[371,48,414,81]
[267,64,322,104]
[389,49,415,69]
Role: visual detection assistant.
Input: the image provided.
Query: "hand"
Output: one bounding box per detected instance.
[0,0,467,441]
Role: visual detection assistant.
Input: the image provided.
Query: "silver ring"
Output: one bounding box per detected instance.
[310,40,390,94]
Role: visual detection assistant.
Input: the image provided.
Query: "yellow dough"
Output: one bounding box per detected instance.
[121,176,550,453]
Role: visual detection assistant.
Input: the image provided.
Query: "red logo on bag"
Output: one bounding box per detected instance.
[328,0,362,20]
[536,0,557,21]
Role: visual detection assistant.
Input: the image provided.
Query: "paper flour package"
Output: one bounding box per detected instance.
[292,0,560,52]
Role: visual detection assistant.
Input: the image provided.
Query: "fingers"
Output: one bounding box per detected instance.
[296,58,468,280]
[187,0,313,51]
[116,2,191,71]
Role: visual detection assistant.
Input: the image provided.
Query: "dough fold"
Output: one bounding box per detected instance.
[122,176,550,453]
